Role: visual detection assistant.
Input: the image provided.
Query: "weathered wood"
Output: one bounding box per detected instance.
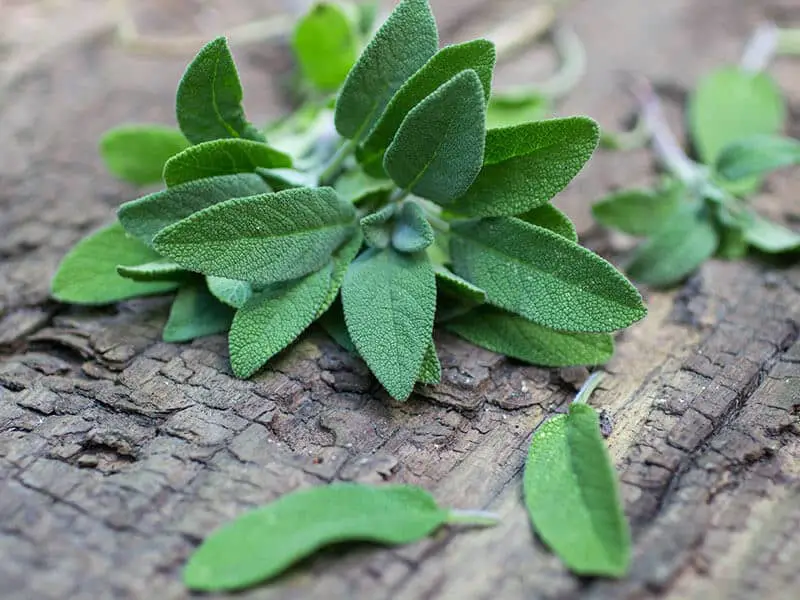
[1,1,798,599]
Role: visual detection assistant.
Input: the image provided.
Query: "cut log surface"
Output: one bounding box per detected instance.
[1,1,799,599]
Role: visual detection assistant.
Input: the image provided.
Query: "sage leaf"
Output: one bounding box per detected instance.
[334,169,394,204]
[364,39,496,150]
[524,403,631,577]
[434,265,486,304]
[592,185,682,237]
[163,139,291,187]
[486,93,550,129]
[417,340,441,385]
[99,125,189,185]
[257,167,318,191]
[117,259,188,282]
[206,276,253,309]
[450,217,646,332]
[153,187,357,284]
[716,134,800,181]
[319,299,356,353]
[384,69,486,202]
[163,282,234,343]
[118,173,270,246]
[342,247,436,401]
[334,0,438,141]
[392,202,435,253]
[626,204,719,287]
[446,307,614,367]
[293,2,359,92]
[51,222,179,305]
[361,204,396,249]
[176,37,265,144]
[451,117,598,217]
[517,204,578,242]
[184,483,455,592]
[741,212,800,253]
[715,224,749,260]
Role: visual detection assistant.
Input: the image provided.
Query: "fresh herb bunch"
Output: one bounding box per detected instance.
[51,0,647,401]
[593,63,800,288]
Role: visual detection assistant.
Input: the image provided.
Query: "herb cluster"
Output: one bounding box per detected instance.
[51,0,646,401]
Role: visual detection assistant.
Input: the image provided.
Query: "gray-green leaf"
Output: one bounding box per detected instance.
[417,340,441,385]
[334,169,394,204]
[741,212,800,254]
[360,204,396,249]
[153,187,357,284]
[319,299,357,353]
[206,276,253,309]
[450,217,646,332]
[716,134,800,181]
[342,247,436,401]
[450,117,598,217]
[334,0,438,141]
[486,92,551,129]
[392,202,435,253]
[524,403,631,577]
[592,185,682,237]
[163,282,234,343]
[117,259,188,282]
[384,69,486,202]
[99,125,189,185]
[517,204,578,242]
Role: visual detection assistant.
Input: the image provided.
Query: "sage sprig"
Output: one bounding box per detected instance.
[50,0,646,401]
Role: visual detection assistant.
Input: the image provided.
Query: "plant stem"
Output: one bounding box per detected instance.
[740,22,779,73]
[389,188,411,204]
[446,509,501,527]
[489,4,557,63]
[572,371,606,405]
[319,139,357,186]
[776,27,800,55]
[534,26,587,100]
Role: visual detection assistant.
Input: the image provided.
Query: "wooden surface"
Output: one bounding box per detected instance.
[1,1,799,599]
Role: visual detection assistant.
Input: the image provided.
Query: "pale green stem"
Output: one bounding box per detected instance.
[446,509,501,527]
[318,139,357,186]
[572,371,606,405]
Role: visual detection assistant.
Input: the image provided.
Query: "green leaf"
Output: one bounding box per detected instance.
[626,204,719,287]
[524,403,631,577]
[486,93,550,129]
[715,224,749,260]
[517,204,577,242]
[99,125,189,185]
[256,168,318,191]
[183,483,451,591]
[450,217,646,333]
[176,37,264,144]
[355,1,379,38]
[319,299,357,352]
[356,145,389,179]
[450,117,599,217]
[163,139,292,187]
[342,247,436,400]
[334,168,394,204]
[118,173,270,246]
[51,222,179,305]
[434,265,486,304]
[392,202,434,253]
[364,39,495,150]
[417,340,441,385]
[206,276,253,309]
[163,282,234,343]
[116,259,188,282]
[741,212,800,253]
[446,307,614,367]
[716,135,800,181]
[384,70,486,202]
[334,0,438,141]
[293,3,359,92]
[153,187,357,284]
[592,185,682,237]
[360,204,396,249]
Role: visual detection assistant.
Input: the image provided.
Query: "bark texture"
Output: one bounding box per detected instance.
[1,1,798,599]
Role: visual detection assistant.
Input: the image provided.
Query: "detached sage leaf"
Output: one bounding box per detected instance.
[626,203,719,287]
[450,217,646,332]
[364,39,496,150]
[342,247,436,401]
[592,185,682,237]
[51,222,179,305]
[384,69,486,202]
[118,173,270,246]
[163,282,234,343]
[176,37,265,144]
[417,340,441,385]
[153,187,357,284]
[163,139,291,187]
[100,125,189,185]
[335,0,438,141]
[206,276,253,309]
[184,483,455,592]
[293,2,359,92]
[524,403,631,577]
[451,117,598,217]
[117,259,187,282]
[716,135,800,181]
[446,307,614,367]
[517,204,578,242]
[392,202,435,253]
[741,212,800,253]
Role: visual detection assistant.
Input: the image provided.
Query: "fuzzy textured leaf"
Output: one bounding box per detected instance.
[446,307,614,367]
[176,37,264,144]
[392,202,434,253]
[741,212,800,253]
[334,169,394,204]
[342,247,436,401]
[716,135,800,181]
[517,204,578,242]
[319,300,357,352]
[99,125,189,185]
[335,0,438,141]
[293,3,359,91]
[118,173,270,246]
[450,117,598,216]
[417,340,441,385]
[384,69,486,202]
[360,204,396,249]
[486,93,550,129]
[206,276,253,309]
[51,222,179,305]
[450,217,646,332]
[116,260,188,282]
[163,139,291,187]
[592,186,682,237]
[153,187,357,284]
[163,282,234,343]
[183,483,449,592]
[434,265,486,304]
[364,39,495,150]
[524,403,631,577]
